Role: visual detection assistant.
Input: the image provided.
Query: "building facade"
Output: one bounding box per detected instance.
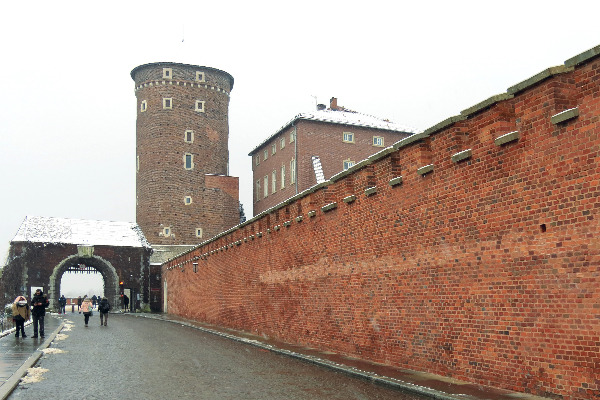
[249,98,415,215]
[131,62,239,246]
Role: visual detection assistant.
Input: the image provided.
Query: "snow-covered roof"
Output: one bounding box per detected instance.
[11,216,151,248]
[249,108,419,155]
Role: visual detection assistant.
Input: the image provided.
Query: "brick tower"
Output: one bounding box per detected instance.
[131,62,239,246]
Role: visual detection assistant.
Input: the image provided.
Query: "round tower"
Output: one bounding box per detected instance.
[131,62,238,245]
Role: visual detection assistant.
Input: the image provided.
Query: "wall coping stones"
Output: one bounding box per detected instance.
[307,211,317,218]
[507,65,572,95]
[388,176,403,187]
[417,164,434,176]
[295,216,303,222]
[283,221,291,227]
[494,131,520,146]
[564,44,600,67]
[393,131,430,149]
[451,149,472,163]
[422,116,467,136]
[551,107,579,125]
[461,94,514,117]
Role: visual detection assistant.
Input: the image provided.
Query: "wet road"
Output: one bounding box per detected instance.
[8,314,427,399]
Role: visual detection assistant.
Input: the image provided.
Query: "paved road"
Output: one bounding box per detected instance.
[6,314,425,400]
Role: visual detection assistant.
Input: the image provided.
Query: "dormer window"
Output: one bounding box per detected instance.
[163,68,172,79]
[195,71,205,82]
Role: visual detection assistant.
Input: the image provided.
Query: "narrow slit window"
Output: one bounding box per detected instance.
[195,100,205,113]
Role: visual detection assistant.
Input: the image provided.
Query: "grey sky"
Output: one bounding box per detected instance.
[1,0,599,274]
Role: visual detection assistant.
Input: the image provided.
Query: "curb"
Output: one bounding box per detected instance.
[0,321,65,400]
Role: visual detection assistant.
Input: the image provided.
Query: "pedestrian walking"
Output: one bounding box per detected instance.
[58,295,67,314]
[98,296,110,326]
[81,296,93,327]
[12,296,30,338]
[92,295,97,309]
[31,288,49,338]
[123,294,129,312]
[77,296,82,313]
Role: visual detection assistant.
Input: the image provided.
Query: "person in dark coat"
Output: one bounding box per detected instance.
[31,289,49,338]
[123,294,129,312]
[58,295,67,314]
[98,296,111,326]
[91,295,97,309]
[77,296,82,313]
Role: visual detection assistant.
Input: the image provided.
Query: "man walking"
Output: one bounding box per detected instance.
[31,289,49,338]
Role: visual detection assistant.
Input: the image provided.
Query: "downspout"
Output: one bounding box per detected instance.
[293,122,298,195]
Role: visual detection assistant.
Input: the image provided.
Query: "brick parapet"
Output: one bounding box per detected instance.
[164,46,600,399]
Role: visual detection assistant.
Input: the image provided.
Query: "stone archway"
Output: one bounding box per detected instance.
[48,254,120,311]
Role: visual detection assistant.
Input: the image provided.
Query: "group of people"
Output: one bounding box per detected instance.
[11,289,112,337]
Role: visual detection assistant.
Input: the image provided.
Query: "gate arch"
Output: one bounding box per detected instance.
[48,254,120,310]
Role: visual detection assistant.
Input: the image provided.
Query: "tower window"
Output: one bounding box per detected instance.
[163,98,173,109]
[196,71,205,82]
[184,153,194,170]
[255,155,260,166]
[140,100,147,113]
[256,180,261,202]
[163,68,172,79]
[271,170,276,194]
[184,196,192,205]
[263,149,268,161]
[290,158,296,184]
[271,143,276,155]
[343,132,354,143]
[184,130,194,143]
[162,227,171,237]
[290,131,296,143]
[281,164,286,189]
[195,228,203,238]
[195,100,205,112]
[280,137,285,150]
[263,175,268,198]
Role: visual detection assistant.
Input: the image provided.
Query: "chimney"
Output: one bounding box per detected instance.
[330,97,339,110]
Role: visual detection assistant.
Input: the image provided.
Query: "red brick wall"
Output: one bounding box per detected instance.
[132,63,238,244]
[164,50,600,399]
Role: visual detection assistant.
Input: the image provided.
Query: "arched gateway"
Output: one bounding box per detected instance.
[0,216,155,311]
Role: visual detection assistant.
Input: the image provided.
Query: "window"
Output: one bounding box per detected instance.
[343,132,354,143]
[290,131,296,143]
[255,155,260,166]
[195,228,203,238]
[271,143,276,155]
[163,68,172,79]
[184,153,194,170]
[196,71,205,82]
[184,196,192,205]
[162,227,171,237]
[263,176,269,198]
[140,100,147,112]
[290,158,296,184]
[136,155,140,172]
[263,149,268,161]
[343,159,355,170]
[271,170,276,194]
[373,136,384,147]
[280,137,285,150]
[256,180,261,201]
[184,130,194,143]
[163,98,173,109]
[280,165,286,189]
[195,100,205,113]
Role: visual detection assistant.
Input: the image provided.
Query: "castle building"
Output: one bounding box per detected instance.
[249,97,415,215]
[131,63,240,249]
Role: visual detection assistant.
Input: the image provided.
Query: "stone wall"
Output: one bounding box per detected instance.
[164,46,600,399]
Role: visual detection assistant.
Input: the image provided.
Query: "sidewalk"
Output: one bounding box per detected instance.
[0,316,63,400]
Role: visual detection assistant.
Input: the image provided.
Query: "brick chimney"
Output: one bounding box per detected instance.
[330,97,339,111]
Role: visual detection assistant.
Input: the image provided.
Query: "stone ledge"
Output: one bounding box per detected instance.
[388,176,403,187]
[451,149,472,163]
[307,210,317,218]
[295,216,303,222]
[551,107,579,125]
[343,195,357,204]
[417,164,434,176]
[461,94,514,117]
[283,221,291,227]
[364,187,377,196]
[321,203,338,213]
[495,131,520,146]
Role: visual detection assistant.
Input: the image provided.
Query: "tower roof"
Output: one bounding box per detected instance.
[130,62,234,89]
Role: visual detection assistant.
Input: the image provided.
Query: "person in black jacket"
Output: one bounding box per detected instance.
[31,288,49,338]
[98,296,111,326]
[58,295,67,314]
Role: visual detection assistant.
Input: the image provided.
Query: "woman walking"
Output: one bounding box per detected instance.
[12,296,30,338]
[81,296,93,327]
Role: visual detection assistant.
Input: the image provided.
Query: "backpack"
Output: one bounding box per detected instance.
[99,301,110,313]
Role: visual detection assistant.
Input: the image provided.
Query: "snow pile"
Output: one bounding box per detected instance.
[41,348,65,354]
[295,109,418,133]
[11,216,151,248]
[20,367,49,384]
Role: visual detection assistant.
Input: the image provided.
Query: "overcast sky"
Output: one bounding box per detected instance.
[1,0,599,287]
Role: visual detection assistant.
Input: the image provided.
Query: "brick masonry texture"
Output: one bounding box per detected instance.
[164,47,600,399]
[132,63,239,245]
